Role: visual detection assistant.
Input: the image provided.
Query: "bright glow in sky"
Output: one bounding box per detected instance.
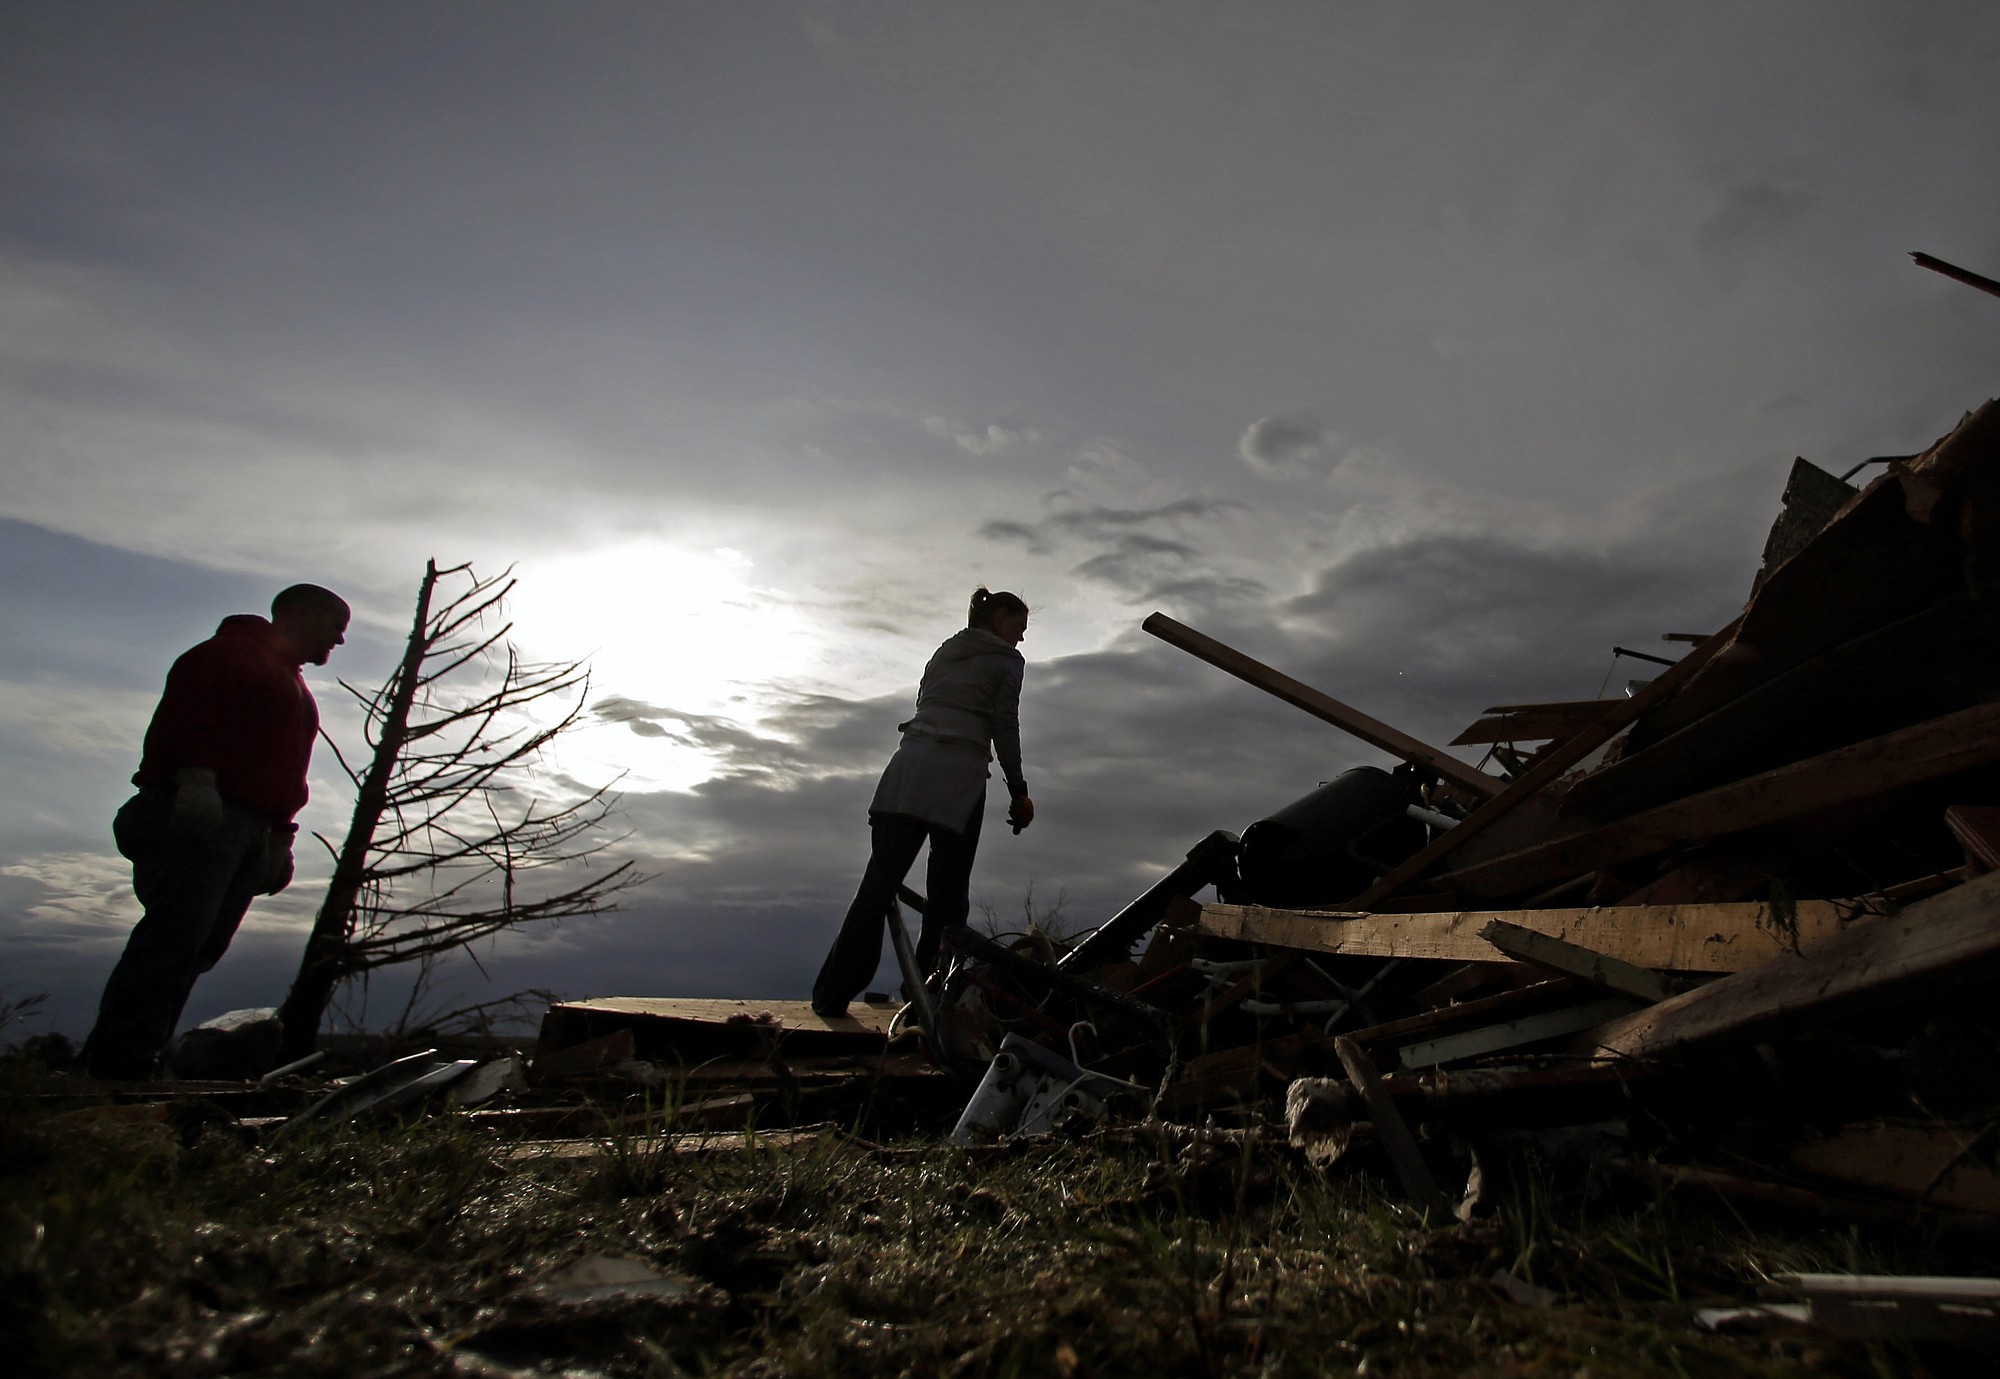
[509,543,814,791]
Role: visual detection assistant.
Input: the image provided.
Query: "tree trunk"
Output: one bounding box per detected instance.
[277,561,440,1059]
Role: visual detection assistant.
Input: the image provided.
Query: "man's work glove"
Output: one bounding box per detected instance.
[169,767,225,840]
[262,831,295,895]
[1007,793,1035,834]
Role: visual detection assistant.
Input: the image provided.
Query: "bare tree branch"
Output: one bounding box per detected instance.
[276,559,647,1057]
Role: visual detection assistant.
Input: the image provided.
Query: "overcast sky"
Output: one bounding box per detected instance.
[5,1,1996,1040]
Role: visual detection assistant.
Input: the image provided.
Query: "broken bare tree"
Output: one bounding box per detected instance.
[277,560,641,1058]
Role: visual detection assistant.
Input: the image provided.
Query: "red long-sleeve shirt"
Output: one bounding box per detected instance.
[132,615,319,827]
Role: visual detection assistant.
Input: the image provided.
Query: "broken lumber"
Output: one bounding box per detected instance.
[1440,700,2000,898]
[1479,920,1677,1003]
[1141,612,1500,798]
[1196,898,1842,973]
[1791,1121,2000,1214]
[1583,869,2000,1061]
[1348,615,1742,908]
[1333,1035,1455,1222]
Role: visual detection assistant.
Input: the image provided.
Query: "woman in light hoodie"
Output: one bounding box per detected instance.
[811,588,1035,1018]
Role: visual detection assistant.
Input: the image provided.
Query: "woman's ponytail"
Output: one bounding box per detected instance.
[968,586,1029,630]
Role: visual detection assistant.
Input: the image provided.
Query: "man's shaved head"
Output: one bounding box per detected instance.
[271,583,350,621]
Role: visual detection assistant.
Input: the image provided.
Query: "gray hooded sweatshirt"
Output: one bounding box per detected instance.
[868,627,1028,833]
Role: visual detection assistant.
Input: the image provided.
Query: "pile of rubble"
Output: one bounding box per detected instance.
[536,395,2000,1250]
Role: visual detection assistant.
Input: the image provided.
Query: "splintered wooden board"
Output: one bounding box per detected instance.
[549,997,900,1037]
[1197,900,1847,974]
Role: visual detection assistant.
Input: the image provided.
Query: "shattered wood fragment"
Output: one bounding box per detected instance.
[1790,1121,2000,1214]
[1332,1035,1455,1222]
[1438,700,2000,898]
[1348,615,1743,908]
[1196,899,1841,972]
[1449,699,1621,747]
[1752,457,1860,593]
[1397,997,1637,1070]
[1141,612,1501,797]
[1584,870,2000,1062]
[1478,920,1677,1003]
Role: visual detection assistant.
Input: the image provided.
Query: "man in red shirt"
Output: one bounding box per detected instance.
[81,584,349,1080]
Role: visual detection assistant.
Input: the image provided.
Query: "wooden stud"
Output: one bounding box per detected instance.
[1333,1035,1455,1223]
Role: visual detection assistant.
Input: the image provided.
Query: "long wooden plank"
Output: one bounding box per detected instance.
[1348,616,1743,908]
[1196,899,1844,973]
[1142,612,1500,798]
[1439,700,2000,898]
[1585,871,2000,1061]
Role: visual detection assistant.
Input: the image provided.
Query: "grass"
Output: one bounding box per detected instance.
[0,1070,1980,1378]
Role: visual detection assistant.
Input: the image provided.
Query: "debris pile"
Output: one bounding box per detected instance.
[532,396,2000,1242]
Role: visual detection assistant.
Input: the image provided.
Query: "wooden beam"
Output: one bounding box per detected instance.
[1333,1036,1455,1222]
[1196,898,1844,973]
[1142,612,1500,798]
[1479,920,1677,1003]
[1912,251,2000,303]
[1450,699,1621,746]
[1584,870,2000,1061]
[1347,615,1743,908]
[1439,700,2000,898]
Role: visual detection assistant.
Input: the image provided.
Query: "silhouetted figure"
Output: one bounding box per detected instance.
[811,588,1036,1017]
[81,584,349,1080]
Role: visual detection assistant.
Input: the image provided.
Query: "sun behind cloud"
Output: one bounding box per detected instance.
[508,543,813,792]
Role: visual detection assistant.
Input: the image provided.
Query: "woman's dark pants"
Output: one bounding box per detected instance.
[812,796,984,1011]
[80,787,270,1079]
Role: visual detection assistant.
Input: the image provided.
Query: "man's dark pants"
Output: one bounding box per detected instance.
[812,795,985,1011]
[81,787,270,1079]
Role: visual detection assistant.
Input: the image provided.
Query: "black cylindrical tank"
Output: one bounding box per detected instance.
[1232,766,1426,908]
